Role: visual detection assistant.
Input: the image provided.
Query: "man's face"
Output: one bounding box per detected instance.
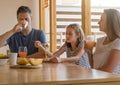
[17,12,31,30]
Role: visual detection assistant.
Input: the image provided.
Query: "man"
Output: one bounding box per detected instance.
[0,6,47,57]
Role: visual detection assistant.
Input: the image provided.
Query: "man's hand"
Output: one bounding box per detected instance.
[12,24,23,33]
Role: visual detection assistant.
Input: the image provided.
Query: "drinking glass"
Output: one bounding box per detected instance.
[86,35,96,48]
[18,46,27,58]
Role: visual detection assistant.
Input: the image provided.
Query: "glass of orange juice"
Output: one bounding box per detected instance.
[86,35,96,48]
[18,46,27,58]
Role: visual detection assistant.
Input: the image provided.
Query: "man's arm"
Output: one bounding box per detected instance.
[0,30,14,47]
[0,24,22,47]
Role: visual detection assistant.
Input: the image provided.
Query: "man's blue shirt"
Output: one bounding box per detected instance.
[7,29,46,56]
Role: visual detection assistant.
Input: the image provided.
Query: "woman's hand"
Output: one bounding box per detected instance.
[85,41,96,49]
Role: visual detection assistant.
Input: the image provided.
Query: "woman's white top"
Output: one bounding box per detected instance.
[93,37,120,74]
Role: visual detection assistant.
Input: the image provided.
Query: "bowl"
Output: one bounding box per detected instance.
[0,58,8,65]
[29,58,43,66]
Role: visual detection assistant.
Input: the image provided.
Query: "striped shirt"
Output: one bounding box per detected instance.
[53,40,90,68]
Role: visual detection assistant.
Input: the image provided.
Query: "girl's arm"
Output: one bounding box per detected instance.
[60,47,85,63]
[34,41,65,59]
[34,41,53,57]
[98,49,120,73]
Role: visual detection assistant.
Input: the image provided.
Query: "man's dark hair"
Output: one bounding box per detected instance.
[17,6,32,16]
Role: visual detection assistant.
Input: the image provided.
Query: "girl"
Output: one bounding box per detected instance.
[35,24,90,68]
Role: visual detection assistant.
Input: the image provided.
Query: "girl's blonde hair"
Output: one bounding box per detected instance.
[66,23,84,47]
[104,9,120,40]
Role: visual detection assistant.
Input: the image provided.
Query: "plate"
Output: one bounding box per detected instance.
[10,64,42,69]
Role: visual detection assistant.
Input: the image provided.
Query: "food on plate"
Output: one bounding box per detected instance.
[17,58,29,65]
[17,58,43,66]
[29,58,43,66]
[0,54,8,59]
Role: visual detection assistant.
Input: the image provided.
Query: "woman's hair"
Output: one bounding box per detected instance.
[17,6,32,17]
[104,9,120,40]
[65,23,84,47]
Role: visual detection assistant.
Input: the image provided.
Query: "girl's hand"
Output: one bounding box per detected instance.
[50,57,62,63]
[34,41,42,48]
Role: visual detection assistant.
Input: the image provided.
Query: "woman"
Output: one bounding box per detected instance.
[35,24,90,68]
[93,9,120,74]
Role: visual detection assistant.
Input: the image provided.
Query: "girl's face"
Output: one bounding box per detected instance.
[98,13,107,32]
[66,27,79,43]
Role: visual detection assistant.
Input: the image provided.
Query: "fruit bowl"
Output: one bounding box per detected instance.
[29,58,43,66]
[0,58,8,65]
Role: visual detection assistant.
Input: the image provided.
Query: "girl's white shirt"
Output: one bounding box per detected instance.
[93,37,120,69]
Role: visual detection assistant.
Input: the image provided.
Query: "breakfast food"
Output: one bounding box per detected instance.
[29,58,43,66]
[17,58,43,66]
[0,54,8,58]
[17,58,29,65]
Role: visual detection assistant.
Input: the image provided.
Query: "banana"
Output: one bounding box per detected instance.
[0,54,7,58]
[17,58,29,65]
[29,58,43,66]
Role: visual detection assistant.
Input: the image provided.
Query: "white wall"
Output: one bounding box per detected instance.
[0,0,39,54]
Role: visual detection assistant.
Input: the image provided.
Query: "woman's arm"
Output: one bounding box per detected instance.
[98,49,120,72]
[84,41,96,68]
